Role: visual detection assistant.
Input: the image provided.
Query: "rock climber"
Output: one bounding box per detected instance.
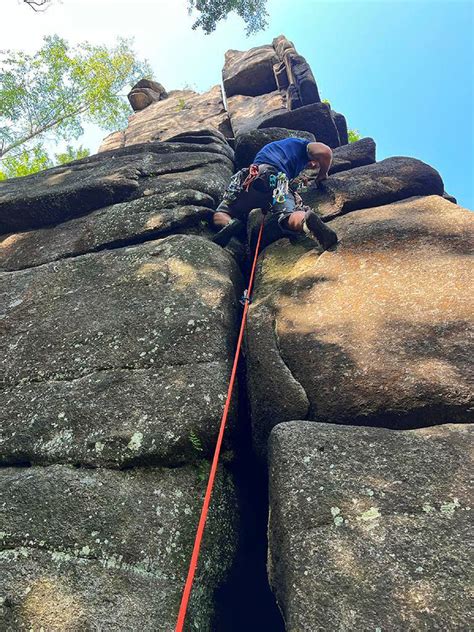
[211,138,338,251]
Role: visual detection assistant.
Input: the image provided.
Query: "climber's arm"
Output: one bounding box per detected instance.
[307,142,333,181]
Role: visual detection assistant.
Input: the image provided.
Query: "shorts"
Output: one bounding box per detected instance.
[215,164,298,238]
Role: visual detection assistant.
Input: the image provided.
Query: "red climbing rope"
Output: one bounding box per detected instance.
[175,217,266,632]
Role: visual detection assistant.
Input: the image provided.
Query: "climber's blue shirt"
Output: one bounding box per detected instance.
[253,138,310,180]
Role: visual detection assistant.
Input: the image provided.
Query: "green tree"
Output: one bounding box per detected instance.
[54,144,90,165]
[0,35,152,167]
[348,129,362,143]
[0,143,91,180]
[187,0,268,34]
[0,144,52,179]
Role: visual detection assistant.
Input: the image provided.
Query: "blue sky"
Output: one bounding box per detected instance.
[4,0,473,208]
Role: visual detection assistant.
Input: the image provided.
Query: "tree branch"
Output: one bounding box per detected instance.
[0,102,90,157]
[23,0,52,11]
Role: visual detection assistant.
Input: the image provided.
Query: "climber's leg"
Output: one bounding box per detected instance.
[273,192,338,250]
[212,172,271,247]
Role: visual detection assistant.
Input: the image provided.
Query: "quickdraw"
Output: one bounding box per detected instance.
[271,172,289,205]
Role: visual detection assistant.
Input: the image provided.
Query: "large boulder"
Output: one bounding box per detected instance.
[268,421,472,631]
[304,156,444,219]
[272,34,296,60]
[0,235,242,467]
[0,191,216,271]
[234,127,315,170]
[330,137,376,174]
[273,61,289,90]
[331,110,349,145]
[222,46,278,98]
[128,78,168,111]
[286,83,302,110]
[297,137,377,188]
[258,102,341,148]
[226,91,287,137]
[1,464,237,631]
[247,196,474,452]
[284,53,320,105]
[99,86,232,152]
[0,142,233,233]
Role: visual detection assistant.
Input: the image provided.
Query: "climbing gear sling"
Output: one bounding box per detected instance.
[175,216,266,632]
[269,171,289,204]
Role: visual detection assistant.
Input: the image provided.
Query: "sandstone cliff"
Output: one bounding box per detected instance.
[1,36,472,631]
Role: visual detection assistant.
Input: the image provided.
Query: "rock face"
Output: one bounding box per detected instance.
[258,102,341,148]
[223,46,278,97]
[128,78,168,111]
[0,236,241,466]
[1,34,472,632]
[226,91,287,136]
[1,465,236,631]
[99,86,232,151]
[0,140,233,233]
[329,137,376,174]
[221,35,345,148]
[247,195,473,452]
[305,156,445,219]
[268,422,472,631]
[0,130,240,627]
[0,193,216,271]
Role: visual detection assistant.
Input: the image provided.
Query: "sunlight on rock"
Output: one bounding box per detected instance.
[21,577,85,631]
[144,213,165,230]
[46,170,72,185]
[136,261,167,279]
[327,540,364,581]
[0,232,27,251]
[168,259,198,288]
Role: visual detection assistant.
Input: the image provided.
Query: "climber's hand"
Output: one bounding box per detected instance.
[316,171,328,183]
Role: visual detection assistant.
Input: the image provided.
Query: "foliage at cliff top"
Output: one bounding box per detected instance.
[189,0,268,35]
[0,34,151,175]
[0,144,89,180]
[23,0,269,35]
[348,129,362,143]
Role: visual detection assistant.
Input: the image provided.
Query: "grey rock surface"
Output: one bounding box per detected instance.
[259,102,341,148]
[268,421,472,631]
[305,156,444,219]
[223,45,278,97]
[285,53,320,105]
[247,196,473,452]
[99,86,232,151]
[1,464,237,631]
[0,235,241,467]
[330,137,376,173]
[0,192,216,271]
[297,137,376,187]
[0,141,233,233]
[331,110,349,145]
[286,83,302,110]
[226,91,287,137]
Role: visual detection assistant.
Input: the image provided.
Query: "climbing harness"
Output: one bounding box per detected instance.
[175,216,266,632]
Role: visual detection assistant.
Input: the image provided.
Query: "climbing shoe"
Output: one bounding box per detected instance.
[212,218,245,247]
[302,210,338,250]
